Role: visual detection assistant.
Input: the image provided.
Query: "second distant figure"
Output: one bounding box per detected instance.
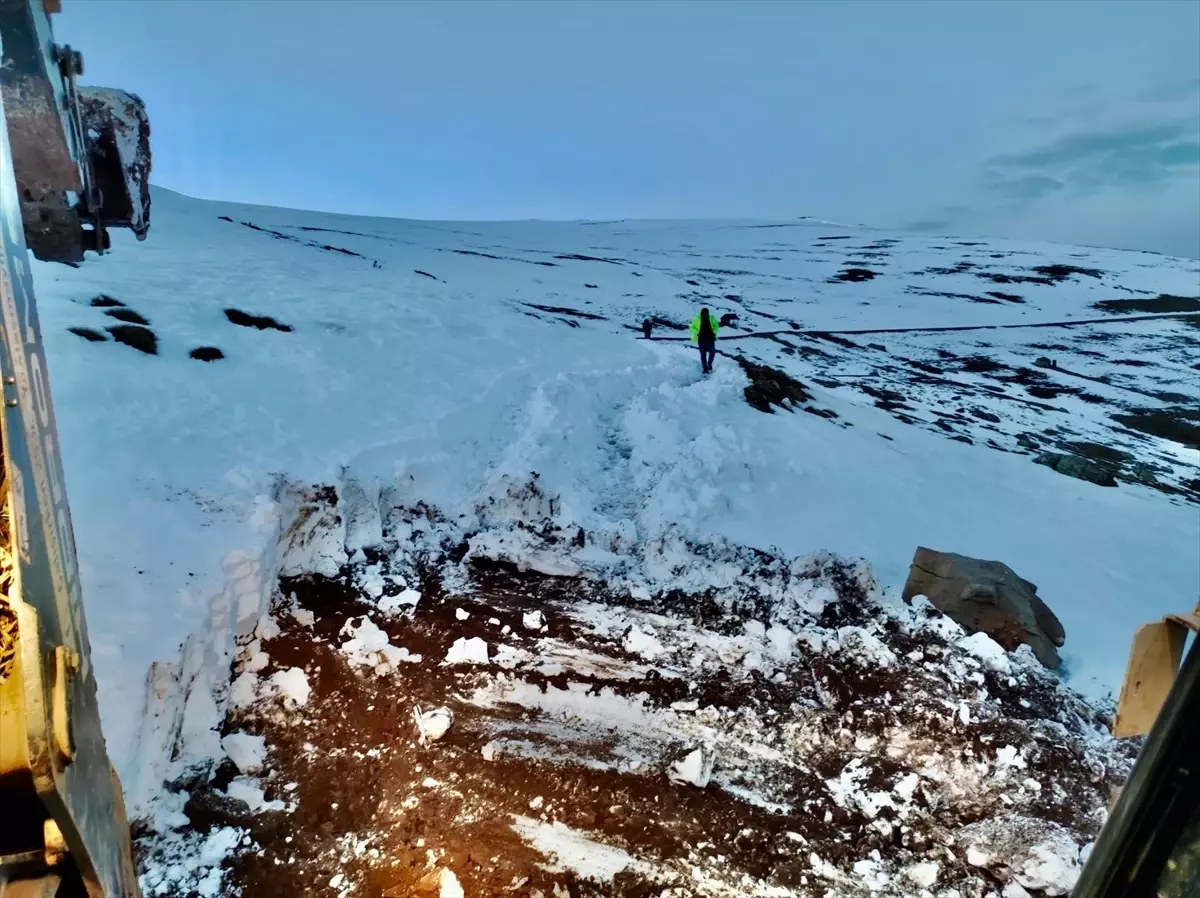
[690,307,720,374]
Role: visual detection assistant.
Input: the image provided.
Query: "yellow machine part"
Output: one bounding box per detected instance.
[1113,603,1200,739]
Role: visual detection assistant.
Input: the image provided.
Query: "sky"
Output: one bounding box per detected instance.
[59,0,1200,257]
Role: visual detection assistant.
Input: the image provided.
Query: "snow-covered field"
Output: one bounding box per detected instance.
[30,189,1199,895]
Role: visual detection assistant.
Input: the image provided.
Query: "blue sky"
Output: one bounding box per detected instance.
[60,0,1199,257]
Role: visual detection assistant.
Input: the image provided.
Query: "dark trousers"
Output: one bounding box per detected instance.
[699,338,716,372]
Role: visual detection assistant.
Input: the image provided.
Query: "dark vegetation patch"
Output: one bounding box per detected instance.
[522,303,607,321]
[1027,384,1080,400]
[1031,264,1104,281]
[1029,343,1071,352]
[413,270,438,280]
[736,357,812,413]
[986,291,1025,303]
[830,268,878,283]
[189,346,225,362]
[104,307,150,325]
[906,287,1000,304]
[584,283,598,289]
[1112,358,1151,367]
[959,356,1008,374]
[68,326,106,342]
[697,268,755,276]
[224,308,294,332]
[1093,295,1200,314]
[106,325,158,355]
[904,358,941,374]
[815,235,852,241]
[223,218,373,262]
[1113,408,1200,449]
[442,248,557,267]
[90,294,124,308]
[811,332,859,349]
[555,253,623,264]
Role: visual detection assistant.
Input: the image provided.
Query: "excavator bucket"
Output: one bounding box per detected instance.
[78,88,151,241]
[1113,619,1188,738]
[0,0,151,264]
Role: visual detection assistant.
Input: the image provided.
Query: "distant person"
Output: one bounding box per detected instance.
[690,307,720,374]
[642,318,653,339]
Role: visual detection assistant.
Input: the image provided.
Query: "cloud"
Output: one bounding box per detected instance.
[983,118,1199,196]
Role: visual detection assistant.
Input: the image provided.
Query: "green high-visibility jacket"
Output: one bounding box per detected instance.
[690,314,720,344]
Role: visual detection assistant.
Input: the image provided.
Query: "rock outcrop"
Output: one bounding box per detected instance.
[902,547,1065,668]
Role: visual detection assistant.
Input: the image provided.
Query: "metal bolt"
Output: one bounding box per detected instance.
[3,375,14,384]
[5,398,17,407]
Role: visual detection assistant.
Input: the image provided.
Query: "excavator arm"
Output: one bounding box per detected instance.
[0,0,148,895]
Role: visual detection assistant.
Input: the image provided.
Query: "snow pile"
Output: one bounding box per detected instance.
[339,614,422,674]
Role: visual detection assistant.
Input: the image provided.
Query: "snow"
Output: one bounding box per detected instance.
[220,732,266,774]
[268,667,311,707]
[669,746,715,787]
[29,187,1199,845]
[444,636,490,665]
[511,817,649,882]
[413,706,454,743]
[958,632,1013,673]
[339,615,421,674]
[903,861,939,888]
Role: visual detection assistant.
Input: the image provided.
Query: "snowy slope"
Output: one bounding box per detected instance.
[32,188,1198,817]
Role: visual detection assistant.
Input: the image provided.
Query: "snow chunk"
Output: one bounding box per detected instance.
[835,626,898,667]
[268,667,311,708]
[225,777,285,813]
[455,607,470,621]
[377,588,421,615]
[511,817,643,882]
[221,732,267,774]
[958,631,1012,673]
[339,615,421,674]
[438,869,465,898]
[903,861,939,888]
[995,745,1027,770]
[444,636,489,665]
[523,610,545,631]
[199,826,244,865]
[623,628,667,659]
[229,672,260,709]
[414,706,454,743]
[669,747,714,787]
[961,816,1082,896]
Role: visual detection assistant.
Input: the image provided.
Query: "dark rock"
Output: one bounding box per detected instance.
[106,325,158,355]
[1123,462,1161,487]
[68,327,107,342]
[105,307,150,325]
[1033,356,1054,369]
[184,790,254,833]
[90,294,125,308]
[867,343,887,352]
[190,346,225,362]
[1113,408,1200,450]
[831,268,878,283]
[224,308,293,332]
[902,546,1065,668]
[736,357,811,414]
[1034,452,1118,487]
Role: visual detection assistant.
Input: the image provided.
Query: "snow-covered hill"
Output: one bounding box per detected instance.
[31,189,1199,895]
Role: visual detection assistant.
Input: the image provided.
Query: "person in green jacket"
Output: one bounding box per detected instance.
[690,307,720,373]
